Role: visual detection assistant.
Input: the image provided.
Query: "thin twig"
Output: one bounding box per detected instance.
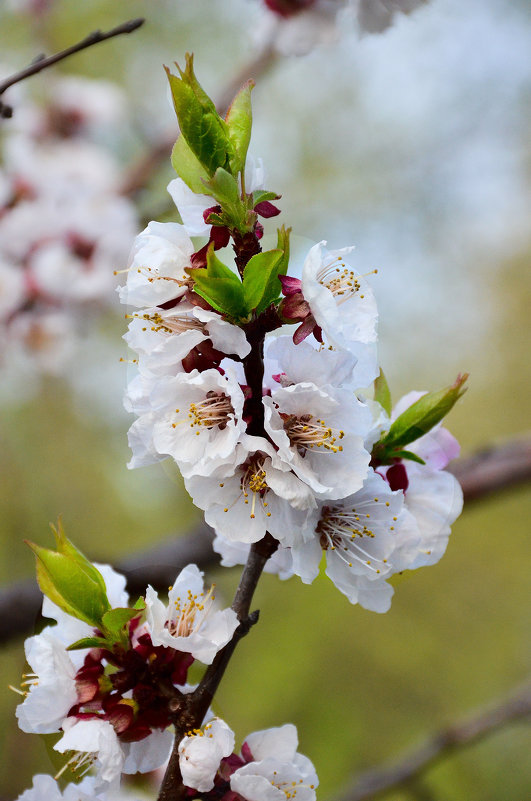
[335,679,531,801]
[448,434,531,501]
[0,435,530,646]
[0,18,144,119]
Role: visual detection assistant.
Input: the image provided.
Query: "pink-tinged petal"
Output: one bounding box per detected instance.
[414,427,461,469]
[278,274,302,296]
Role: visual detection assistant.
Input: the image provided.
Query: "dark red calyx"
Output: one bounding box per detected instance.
[264,0,315,17]
[279,275,302,296]
[203,205,222,223]
[254,200,281,218]
[240,741,254,763]
[67,232,95,261]
[386,462,409,493]
[280,292,311,322]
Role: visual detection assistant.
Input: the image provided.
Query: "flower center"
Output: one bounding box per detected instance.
[169,586,216,638]
[282,413,344,454]
[316,256,376,305]
[222,455,273,520]
[54,750,96,780]
[130,310,204,336]
[271,773,317,800]
[171,391,234,433]
[8,673,38,697]
[317,497,395,574]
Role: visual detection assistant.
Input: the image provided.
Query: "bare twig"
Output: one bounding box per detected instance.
[0,18,144,119]
[448,434,531,501]
[119,41,279,197]
[335,679,531,801]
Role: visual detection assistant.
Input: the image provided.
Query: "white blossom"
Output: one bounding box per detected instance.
[149,368,247,478]
[265,333,376,393]
[263,382,372,499]
[357,0,428,35]
[179,717,235,792]
[291,469,417,612]
[124,303,250,375]
[16,774,105,801]
[118,221,194,308]
[54,718,125,787]
[145,563,239,664]
[301,241,378,354]
[185,434,316,546]
[396,464,463,569]
[231,724,318,801]
[375,391,463,571]
[15,629,77,734]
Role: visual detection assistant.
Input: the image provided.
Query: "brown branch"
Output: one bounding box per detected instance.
[0,435,530,647]
[157,535,276,801]
[448,433,531,501]
[119,41,279,197]
[0,18,145,119]
[335,679,531,801]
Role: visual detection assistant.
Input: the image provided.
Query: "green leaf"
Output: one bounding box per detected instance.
[275,225,291,278]
[50,518,107,596]
[381,373,468,450]
[178,52,219,115]
[166,57,233,177]
[254,226,291,315]
[242,249,283,314]
[67,636,111,651]
[389,450,426,465]
[101,607,139,638]
[194,277,248,319]
[133,596,146,610]
[252,190,281,206]
[189,245,247,319]
[374,370,392,416]
[202,167,240,206]
[225,80,254,175]
[26,540,111,629]
[171,135,211,195]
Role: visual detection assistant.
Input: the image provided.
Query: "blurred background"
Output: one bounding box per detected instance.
[0,0,530,798]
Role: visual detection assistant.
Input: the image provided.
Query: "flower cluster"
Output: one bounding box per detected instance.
[0,72,137,386]
[120,57,465,614]
[14,552,238,789]
[14,534,317,800]
[13,52,466,801]
[179,721,317,801]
